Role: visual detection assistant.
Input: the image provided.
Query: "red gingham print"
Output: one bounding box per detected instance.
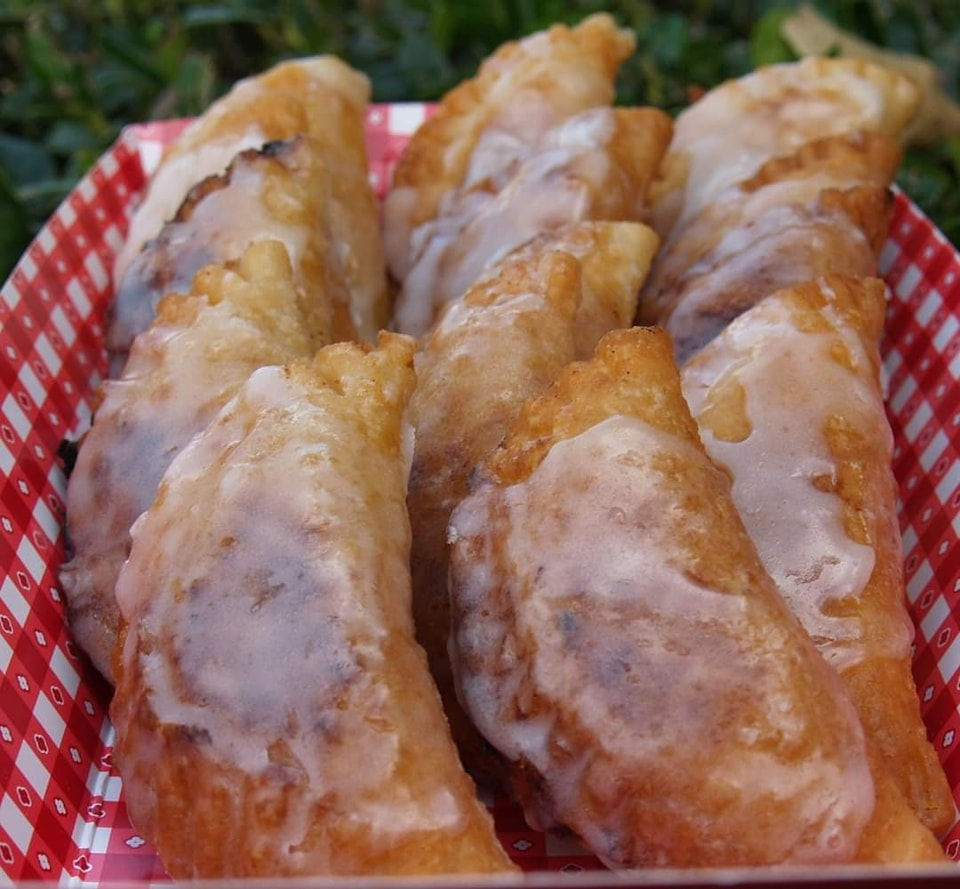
[1,123,147,884]
[879,195,960,859]
[1,105,959,885]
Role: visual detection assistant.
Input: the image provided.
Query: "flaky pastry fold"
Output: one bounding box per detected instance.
[109,136,357,370]
[640,132,901,361]
[647,56,920,243]
[384,14,670,335]
[388,13,635,243]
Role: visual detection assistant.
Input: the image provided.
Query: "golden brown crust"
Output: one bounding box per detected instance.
[683,276,954,835]
[117,56,389,340]
[196,60,389,338]
[482,327,698,486]
[639,133,900,362]
[646,56,920,242]
[711,275,883,354]
[810,280,954,833]
[856,744,949,861]
[112,334,517,877]
[408,224,658,784]
[579,107,674,220]
[383,13,671,337]
[739,131,902,192]
[449,325,944,866]
[494,221,660,358]
[780,57,922,139]
[64,233,344,684]
[161,57,371,166]
[408,249,582,785]
[110,136,358,362]
[392,13,635,225]
[387,103,670,336]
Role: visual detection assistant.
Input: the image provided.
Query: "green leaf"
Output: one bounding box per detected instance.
[750,8,797,67]
[167,52,219,117]
[0,168,30,282]
[883,3,924,55]
[0,134,55,184]
[181,3,277,27]
[98,24,170,85]
[646,14,690,70]
[23,20,75,90]
[44,121,103,156]
[153,32,192,81]
[942,135,960,175]
[897,149,953,213]
[16,176,80,204]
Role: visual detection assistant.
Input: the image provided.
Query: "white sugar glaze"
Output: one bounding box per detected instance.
[394,108,615,336]
[686,172,866,272]
[431,289,546,339]
[116,364,464,859]
[658,173,876,359]
[659,62,892,240]
[449,414,875,866]
[113,127,267,284]
[682,292,912,671]
[110,153,311,355]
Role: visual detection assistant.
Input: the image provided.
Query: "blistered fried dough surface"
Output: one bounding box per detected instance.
[113,56,388,340]
[447,328,945,867]
[383,13,671,336]
[408,222,657,782]
[62,238,338,683]
[647,56,920,242]
[389,106,671,335]
[108,137,356,371]
[682,277,954,834]
[516,221,660,357]
[110,335,515,878]
[640,132,901,362]
[387,12,635,249]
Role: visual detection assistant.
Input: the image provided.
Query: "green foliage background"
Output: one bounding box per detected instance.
[2,0,960,281]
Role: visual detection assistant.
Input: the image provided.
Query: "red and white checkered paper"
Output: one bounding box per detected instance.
[1,104,959,885]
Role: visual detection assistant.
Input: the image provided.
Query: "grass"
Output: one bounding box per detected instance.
[2,0,960,280]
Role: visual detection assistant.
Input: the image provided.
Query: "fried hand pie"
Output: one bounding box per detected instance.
[682,276,954,834]
[383,13,670,335]
[113,56,387,343]
[62,229,341,683]
[647,56,920,243]
[640,132,901,362]
[386,12,635,264]
[108,136,356,372]
[408,221,658,782]
[110,334,516,878]
[447,326,945,867]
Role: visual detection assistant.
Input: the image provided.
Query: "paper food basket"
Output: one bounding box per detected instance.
[1,105,960,887]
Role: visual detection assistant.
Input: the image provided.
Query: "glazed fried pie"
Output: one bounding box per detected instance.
[447,327,945,868]
[112,55,387,348]
[640,132,901,362]
[408,221,658,782]
[111,335,515,878]
[62,138,350,682]
[682,276,954,834]
[384,13,671,335]
[647,56,919,243]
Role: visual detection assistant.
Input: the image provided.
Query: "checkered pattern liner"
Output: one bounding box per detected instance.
[0,103,958,884]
